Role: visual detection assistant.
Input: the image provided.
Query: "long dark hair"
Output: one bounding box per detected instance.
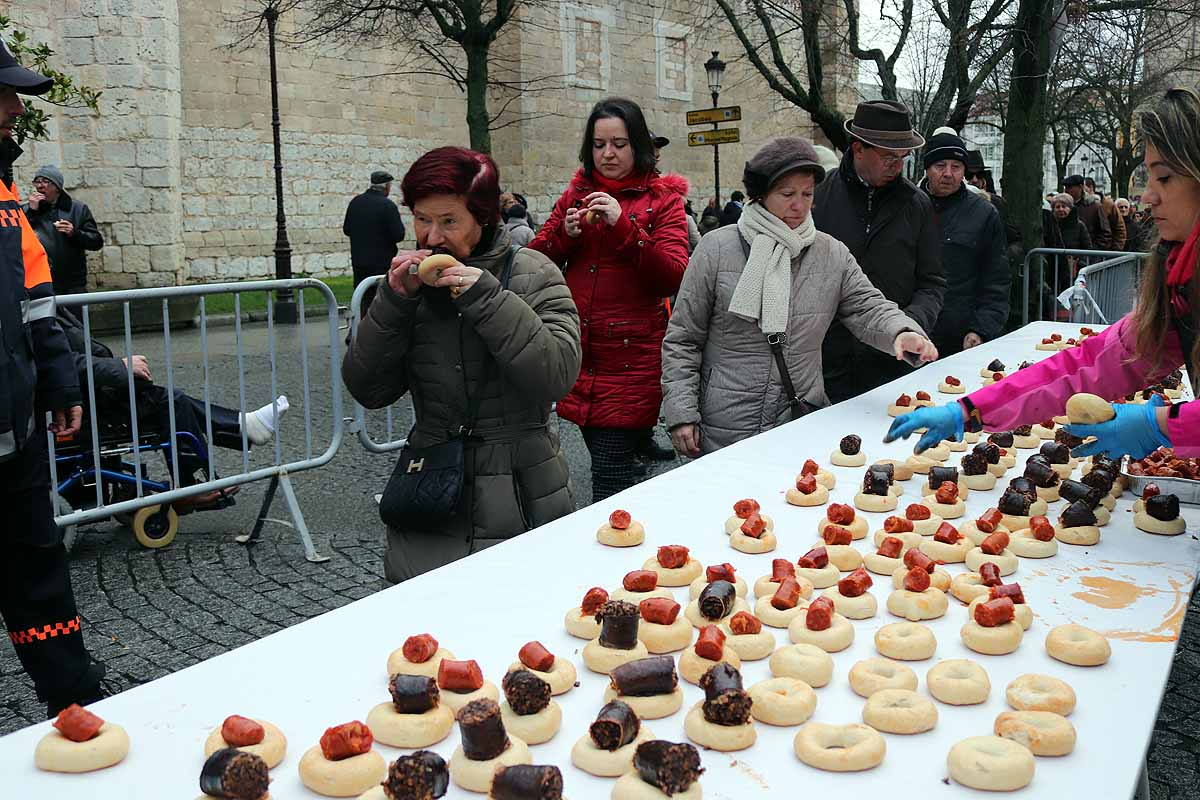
[578,97,656,178]
[1133,87,1200,374]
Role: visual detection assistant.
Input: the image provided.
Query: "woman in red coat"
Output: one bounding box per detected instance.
[530,97,690,502]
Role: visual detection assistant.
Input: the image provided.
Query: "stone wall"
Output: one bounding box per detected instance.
[9,0,856,288]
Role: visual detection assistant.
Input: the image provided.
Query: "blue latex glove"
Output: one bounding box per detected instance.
[884,403,965,454]
[1066,394,1170,459]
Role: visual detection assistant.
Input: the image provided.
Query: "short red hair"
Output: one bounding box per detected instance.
[401,147,501,227]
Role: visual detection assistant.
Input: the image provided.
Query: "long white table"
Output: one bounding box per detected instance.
[3,320,1197,798]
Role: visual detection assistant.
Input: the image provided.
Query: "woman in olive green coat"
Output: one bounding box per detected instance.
[343,147,581,582]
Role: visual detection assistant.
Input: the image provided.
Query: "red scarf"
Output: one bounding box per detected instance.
[1166,218,1200,288]
[588,170,650,195]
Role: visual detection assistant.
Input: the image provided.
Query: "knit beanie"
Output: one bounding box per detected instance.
[922,131,967,170]
[34,164,64,191]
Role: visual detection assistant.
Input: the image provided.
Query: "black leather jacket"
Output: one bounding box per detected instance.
[22,190,103,294]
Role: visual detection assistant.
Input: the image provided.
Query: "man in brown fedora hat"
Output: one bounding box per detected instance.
[813,100,945,403]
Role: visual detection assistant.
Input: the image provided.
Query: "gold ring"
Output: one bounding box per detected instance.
[459,276,464,286]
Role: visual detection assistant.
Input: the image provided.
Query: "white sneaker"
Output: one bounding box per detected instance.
[242,395,289,446]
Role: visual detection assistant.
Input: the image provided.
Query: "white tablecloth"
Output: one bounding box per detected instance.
[3,320,1197,799]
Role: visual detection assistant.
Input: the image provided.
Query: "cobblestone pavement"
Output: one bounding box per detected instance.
[1,317,1198,795]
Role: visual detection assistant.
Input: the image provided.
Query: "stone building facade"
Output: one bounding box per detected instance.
[10,0,855,289]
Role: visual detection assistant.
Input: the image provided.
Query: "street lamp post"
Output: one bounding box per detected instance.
[704,51,726,208]
[264,3,297,323]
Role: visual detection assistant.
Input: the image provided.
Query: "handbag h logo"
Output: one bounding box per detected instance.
[406,458,425,474]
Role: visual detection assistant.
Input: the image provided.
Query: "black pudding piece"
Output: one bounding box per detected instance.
[698,580,736,621]
[502,669,551,716]
[610,656,679,697]
[1060,500,1098,528]
[596,600,640,650]
[699,663,752,726]
[1146,493,1181,522]
[1023,456,1059,488]
[199,748,270,800]
[987,359,1005,371]
[928,466,959,490]
[862,468,890,496]
[1059,480,1102,508]
[457,698,510,761]
[1055,427,1086,449]
[960,452,988,476]
[840,434,862,456]
[1013,424,1034,436]
[383,750,449,800]
[988,432,1015,448]
[1039,441,1071,465]
[1081,468,1115,493]
[998,490,1032,516]
[1008,476,1038,499]
[389,674,440,714]
[633,741,704,795]
[871,462,895,482]
[973,442,1001,464]
[491,764,563,800]
[589,700,641,751]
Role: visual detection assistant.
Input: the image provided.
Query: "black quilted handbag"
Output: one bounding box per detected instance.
[377,248,515,531]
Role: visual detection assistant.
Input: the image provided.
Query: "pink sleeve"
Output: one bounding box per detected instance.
[965,315,1183,430]
[1168,403,1200,457]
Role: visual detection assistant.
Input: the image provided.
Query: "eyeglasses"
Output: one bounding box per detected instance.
[875,150,911,166]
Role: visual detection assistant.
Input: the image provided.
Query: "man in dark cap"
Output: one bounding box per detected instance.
[1063,174,1111,250]
[343,169,406,311]
[23,165,104,295]
[1084,176,1126,251]
[922,129,1009,357]
[813,100,945,402]
[0,41,106,716]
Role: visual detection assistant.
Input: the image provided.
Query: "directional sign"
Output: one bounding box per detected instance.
[688,128,741,147]
[687,106,742,125]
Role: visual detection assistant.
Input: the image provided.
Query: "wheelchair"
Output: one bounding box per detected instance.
[53,413,236,549]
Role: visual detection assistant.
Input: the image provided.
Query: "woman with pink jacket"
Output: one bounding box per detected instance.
[889,88,1200,458]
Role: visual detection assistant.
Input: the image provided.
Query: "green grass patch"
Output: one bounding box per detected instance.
[200,275,357,316]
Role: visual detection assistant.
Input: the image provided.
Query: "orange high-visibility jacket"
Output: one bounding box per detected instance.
[0,164,80,461]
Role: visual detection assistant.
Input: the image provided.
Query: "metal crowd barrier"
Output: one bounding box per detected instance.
[1021,247,1149,326]
[347,275,409,454]
[48,279,343,562]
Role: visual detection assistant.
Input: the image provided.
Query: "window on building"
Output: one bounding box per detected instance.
[655,22,692,101]
[561,5,613,90]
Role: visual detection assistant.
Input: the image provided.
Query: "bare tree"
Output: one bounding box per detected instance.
[710,0,914,149]
[250,0,556,153]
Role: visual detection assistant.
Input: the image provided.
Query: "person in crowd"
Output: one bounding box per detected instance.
[343,169,406,312]
[344,146,580,582]
[720,190,745,227]
[888,87,1200,461]
[0,45,105,717]
[922,131,1009,357]
[1085,176,1127,250]
[504,203,535,247]
[652,131,700,254]
[661,137,937,456]
[1117,197,1144,251]
[55,306,288,499]
[1063,174,1111,250]
[813,99,945,403]
[22,165,102,296]
[529,97,689,501]
[699,197,722,235]
[1046,192,1092,251]
[966,149,1022,252]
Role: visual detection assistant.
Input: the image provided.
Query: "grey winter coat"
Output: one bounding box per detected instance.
[342,227,582,583]
[661,225,924,454]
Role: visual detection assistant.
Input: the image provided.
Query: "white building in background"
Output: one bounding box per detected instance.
[961,117,1115,197]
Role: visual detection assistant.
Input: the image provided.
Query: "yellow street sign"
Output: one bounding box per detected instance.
[687,106,742,125]
[688,128,741,147]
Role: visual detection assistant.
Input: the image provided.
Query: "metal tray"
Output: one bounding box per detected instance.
[1121,457,1200,506]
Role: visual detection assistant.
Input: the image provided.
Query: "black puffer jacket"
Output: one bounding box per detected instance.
[22,190,103,294]
[927,184,1010,356]
[813,149,945,402]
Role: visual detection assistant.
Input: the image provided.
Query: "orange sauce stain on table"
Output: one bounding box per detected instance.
[728,758,768,790]
[1071,576,1153,609]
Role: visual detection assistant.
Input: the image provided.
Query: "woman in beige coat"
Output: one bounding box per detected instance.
[343,147,582,582]
[662,137,938,456]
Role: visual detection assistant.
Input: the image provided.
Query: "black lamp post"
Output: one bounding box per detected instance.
[264,3,297,323]
[704,51,726,208]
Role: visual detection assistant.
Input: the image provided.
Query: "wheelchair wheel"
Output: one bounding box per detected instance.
[132,505,178,549]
